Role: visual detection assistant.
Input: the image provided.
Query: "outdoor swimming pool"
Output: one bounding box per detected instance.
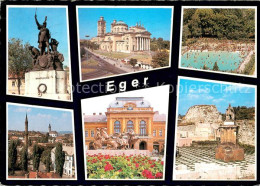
[181,51,247,71]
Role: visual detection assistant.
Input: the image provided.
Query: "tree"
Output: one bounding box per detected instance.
[152,51,169,68]
[129,58,137,67]
[8,38,33,95]
[213,62,219,71]
[32,144,43,171]
[55,143,65,177]
[20,146,28,172]
[41,150,51,172]
[8,140,17,175]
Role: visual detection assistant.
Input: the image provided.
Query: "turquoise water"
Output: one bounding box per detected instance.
[181,51,247,71]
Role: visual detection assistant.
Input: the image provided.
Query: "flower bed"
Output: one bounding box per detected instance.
[87,154,164,179]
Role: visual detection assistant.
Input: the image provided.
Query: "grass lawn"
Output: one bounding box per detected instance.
[82,59,99,66]
[81,68,97,73]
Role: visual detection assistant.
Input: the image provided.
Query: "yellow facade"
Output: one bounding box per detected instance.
[84,97,166,152]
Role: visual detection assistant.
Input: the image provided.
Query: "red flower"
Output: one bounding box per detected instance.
[155,172,163,178]
[161,161,164,165]
[150,164,155,168]
[104,163,113,171]
[92,159,97,163]
[118,169,122,172]
[135,163,139,168]
[142,169,154,179]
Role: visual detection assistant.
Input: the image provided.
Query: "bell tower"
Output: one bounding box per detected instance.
[97,16,106,36]
[25,113,28,148]
[48,123,51,133]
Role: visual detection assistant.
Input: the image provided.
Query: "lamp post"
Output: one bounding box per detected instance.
[85,35,89,61]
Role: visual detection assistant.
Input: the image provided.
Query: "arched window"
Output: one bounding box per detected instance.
[127,120,134,132]
[140,120,146,135]
[114,120,121,133]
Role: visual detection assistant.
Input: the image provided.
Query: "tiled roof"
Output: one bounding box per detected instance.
[84,115,107,122]
[153,113,166,122]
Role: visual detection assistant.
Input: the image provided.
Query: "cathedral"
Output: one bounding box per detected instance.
[84,97,166,153]
[91,16,151,53]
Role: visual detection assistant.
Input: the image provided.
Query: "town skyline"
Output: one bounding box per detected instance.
[8,104,73,132]
[78,7,173,40]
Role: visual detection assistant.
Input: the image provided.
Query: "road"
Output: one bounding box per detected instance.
[81,48,131,80]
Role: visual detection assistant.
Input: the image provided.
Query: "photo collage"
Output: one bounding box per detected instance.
[1,2,258,185]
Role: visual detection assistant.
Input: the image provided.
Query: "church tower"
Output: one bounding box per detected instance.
[48,123,51,133]
[25,113,28,148]
[97,16,106,36]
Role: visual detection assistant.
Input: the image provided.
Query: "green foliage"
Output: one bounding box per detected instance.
[233,106,255,120]
[8,140,17,175]
[150,37,170,51]
[41,149,51,172]
[183,8,255,40]
[80,40,99,50]
[37,133,49,143]
[20,146,28,172]
[243,55,255,75]
[55,143,65,177]
[8,38,33,94]
[32,144,43,171]
[129,58,137,67]
[152,51,169,68]
[213,62,219,71]
[87,154,164,179]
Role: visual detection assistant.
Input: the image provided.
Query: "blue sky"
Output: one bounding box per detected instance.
[8,7,70,67]
[178,78,256,115]
[78,8,173,40]
[8,104,73,132]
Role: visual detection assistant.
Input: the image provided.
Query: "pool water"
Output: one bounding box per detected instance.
[181,51,247,71]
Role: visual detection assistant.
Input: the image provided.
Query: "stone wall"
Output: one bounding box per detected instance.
[236,120,255,146]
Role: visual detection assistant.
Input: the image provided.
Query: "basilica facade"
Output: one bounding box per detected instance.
[84,97,166,153]
[91,16,151,53]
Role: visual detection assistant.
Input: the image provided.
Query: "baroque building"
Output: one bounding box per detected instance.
[84,97,166,153]
[91,16,151,53]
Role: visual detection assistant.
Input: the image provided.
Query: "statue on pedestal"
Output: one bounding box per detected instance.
[28,13,65,71]
[92,127,139,150]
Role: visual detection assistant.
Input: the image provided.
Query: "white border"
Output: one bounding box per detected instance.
[6,102,78,180]
[179,6,257,78]
[6,5,73,102]
[76,6,174,82]
[173,76,257,181]
[81,85,170,180]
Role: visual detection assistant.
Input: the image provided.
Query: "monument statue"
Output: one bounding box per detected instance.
[225,103,235,121]
[92,127,139,150]
[24,10,69,100]
[28,13,65,71]
[35,15,50,55]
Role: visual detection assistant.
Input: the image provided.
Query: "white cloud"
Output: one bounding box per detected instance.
[14,107,32,113]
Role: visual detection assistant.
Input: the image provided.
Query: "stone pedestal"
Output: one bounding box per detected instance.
[25,70,69,100]
[215,143,244,162]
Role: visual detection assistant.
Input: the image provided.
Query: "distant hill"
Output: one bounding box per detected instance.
[58,131,73,134]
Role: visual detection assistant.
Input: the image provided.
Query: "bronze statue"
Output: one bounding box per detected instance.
[93,128,103,149]
[35,15,51,55]
[27,11,65,72]
[29,46,40,70]
[92,127,139,150]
